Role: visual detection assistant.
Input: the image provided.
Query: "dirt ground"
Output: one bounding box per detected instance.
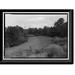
[5,36,68,58]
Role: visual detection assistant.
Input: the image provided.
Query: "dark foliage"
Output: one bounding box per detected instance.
[27,18,68,37]
[5,26,28,48]
[5,18,68,48]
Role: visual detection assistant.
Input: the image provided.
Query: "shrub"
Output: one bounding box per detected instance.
[45,44,66,58]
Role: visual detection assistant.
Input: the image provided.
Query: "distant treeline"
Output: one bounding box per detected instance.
[5,18,68,48]
[28,22,68,37]
[28,18,68,37]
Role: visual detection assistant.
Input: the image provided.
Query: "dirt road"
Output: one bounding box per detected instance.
[5,36,51,58]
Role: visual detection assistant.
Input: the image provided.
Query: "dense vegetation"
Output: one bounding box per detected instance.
[5,18,68,48]
[5,26,28,48]
[28,18,68,37]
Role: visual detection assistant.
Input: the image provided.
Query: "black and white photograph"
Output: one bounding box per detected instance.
[0,9,73,64]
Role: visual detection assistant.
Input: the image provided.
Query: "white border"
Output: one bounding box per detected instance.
[3,12,69,60]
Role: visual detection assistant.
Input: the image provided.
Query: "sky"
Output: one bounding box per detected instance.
[5,14,67,29]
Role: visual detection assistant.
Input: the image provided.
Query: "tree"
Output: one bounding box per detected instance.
[5,26,28,48]
[59,22,68,37]
[54,18,64,27]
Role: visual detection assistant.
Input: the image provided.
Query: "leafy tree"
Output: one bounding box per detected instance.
[54,18,64,27]
[5,26,28,48]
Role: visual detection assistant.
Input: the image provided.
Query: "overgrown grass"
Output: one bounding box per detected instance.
[5,37,68,58]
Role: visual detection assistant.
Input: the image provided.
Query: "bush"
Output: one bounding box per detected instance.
[45,44,66,58]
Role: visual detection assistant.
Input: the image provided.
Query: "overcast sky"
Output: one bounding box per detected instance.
[5,14,67,29]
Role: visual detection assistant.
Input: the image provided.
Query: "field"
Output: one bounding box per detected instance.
[5,36,68,58]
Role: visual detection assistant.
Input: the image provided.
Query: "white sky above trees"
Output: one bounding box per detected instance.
[5,14,67,29]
